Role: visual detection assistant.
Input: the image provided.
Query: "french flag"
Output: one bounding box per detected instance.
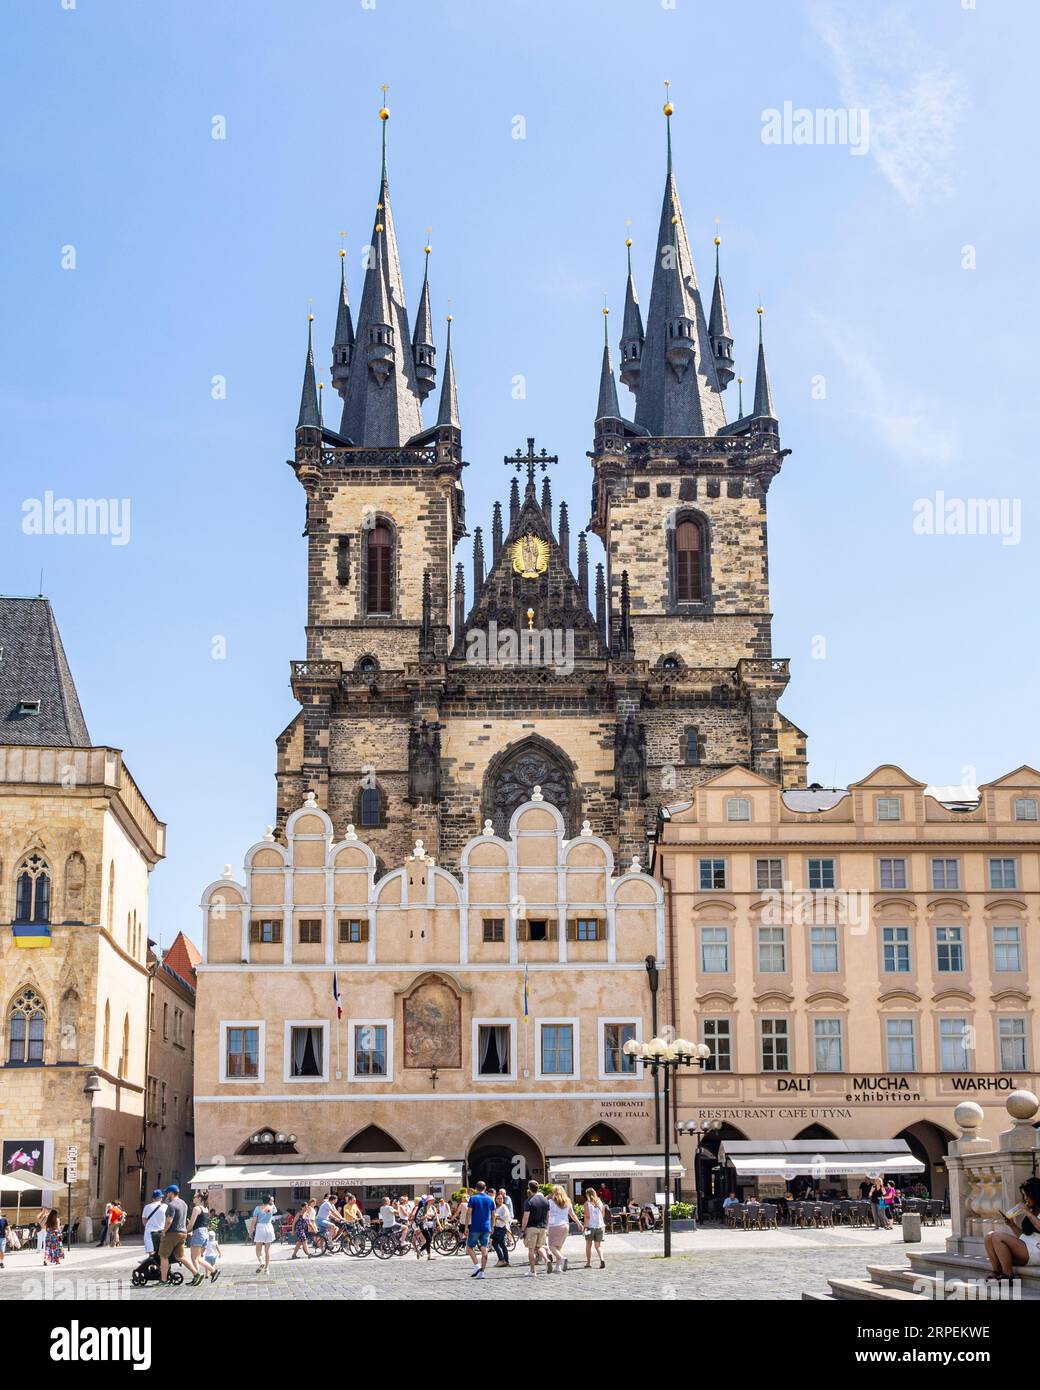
[332,971,342,1020]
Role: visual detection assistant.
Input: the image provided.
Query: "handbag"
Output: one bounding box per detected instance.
[7,1229,21,1250]
[245,1215,257,1238]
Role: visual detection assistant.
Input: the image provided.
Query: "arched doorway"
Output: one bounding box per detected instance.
[698,1123,747,1218]
[483,736,578,837]
[466,1124,543,1217]
[793,1123,837,1141]
[896,1121,954,1206]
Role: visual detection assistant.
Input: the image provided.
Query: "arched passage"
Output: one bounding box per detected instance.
[698,1123,747,1216]
[577,1123,626,1147]
[793,1123,838,1141]
[896,1120,954,1205]
[341,1124,404,1154]
[466,1123,543,1215]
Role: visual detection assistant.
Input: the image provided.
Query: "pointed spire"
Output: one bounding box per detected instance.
[297,314,320,430]
[436,315,460,429]
[454,562,466,639]
[420,568,433,659]
[595,563,607,645]
[509,476,520,527]
[318,380,325,431]
[708,233,734,388]
[541,474,552,528]
[596,305,622,422]
[753,306,776,419]
[577,531,589,603]
[492,502,503,565]
[616,570,634,657]
[412,241,436,400]
[632,90,726,438]
[472,526,485,591]
[338,98,425,446]
[331,247,355,400]
[619,235,644,394]
[736,371,744,418]
[558,501,570,571]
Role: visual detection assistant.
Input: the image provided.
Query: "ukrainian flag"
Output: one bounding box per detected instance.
[12,923,51,948]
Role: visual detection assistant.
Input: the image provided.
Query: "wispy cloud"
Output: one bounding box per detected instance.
[810,3,968,207]
[811,309,958,465]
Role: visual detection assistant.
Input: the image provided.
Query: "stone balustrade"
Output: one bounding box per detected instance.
[945,1090,1040,1259]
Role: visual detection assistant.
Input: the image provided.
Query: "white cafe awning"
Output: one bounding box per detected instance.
[719,1139,924,1179]
[190,1160,463,1189]
[547,1154,685,1180]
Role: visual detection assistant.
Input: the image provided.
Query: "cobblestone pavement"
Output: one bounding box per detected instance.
[0,1225,949,1301]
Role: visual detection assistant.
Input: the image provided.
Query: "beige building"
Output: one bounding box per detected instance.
[192,795,672,1213]
[143,932,198,1198]
[655,763,1040,1209]
[0,597,169,1238]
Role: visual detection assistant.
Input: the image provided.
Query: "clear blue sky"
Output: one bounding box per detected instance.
[2,0,1036,948]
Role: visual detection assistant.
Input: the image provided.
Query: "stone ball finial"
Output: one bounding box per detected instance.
[221,863,233,880]
[1007,1089,1039,1122]
[580,819,593,836]
[344,823,357,840]
[263,825,275,842]
[531,785,544,801]
[953,1101,985,1135]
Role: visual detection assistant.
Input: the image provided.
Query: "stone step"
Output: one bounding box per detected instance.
[908,1249,1040,1295]
[865,1263,925,1292]
[801,1291,836,1301]
[827,1277,924,1301]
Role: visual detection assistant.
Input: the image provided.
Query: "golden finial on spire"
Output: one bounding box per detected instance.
[339,230,347,260]
[424,225,432,255]
[307,312,314,322]
[714,216,721,248]
[379,84,389,121]
[663,79,673,117]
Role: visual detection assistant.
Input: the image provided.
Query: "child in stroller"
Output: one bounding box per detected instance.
[131,1247,184,1286]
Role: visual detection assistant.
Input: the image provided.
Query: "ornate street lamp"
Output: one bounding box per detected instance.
[624,1036,710,1256]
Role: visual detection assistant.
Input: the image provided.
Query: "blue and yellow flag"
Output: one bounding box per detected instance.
[523,961,529,1021]
[13,923,51,949]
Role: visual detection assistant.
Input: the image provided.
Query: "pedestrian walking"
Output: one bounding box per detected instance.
[43,1209,64,1266]
[582,1188,607,1269]
[464,1180,495,1280]
[187,1192,211,1285]
[200,1227,222,1282]
[547,1185,579,1273]
[159,1184,194,1284]
[0,1212,9,1268]
[520,1179,552,1276]
[141,1189,167,1256]
[36,1205,48,1259]
[490,1189,511,1267]
[250,1194,278,1275]
[107,1200,125,1247]
[290,1199,316,1259]
[95,1202,112,1248]
[415,1194,438,1261]
[868,1177,886,1230]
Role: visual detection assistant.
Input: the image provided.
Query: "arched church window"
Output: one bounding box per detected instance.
[365,523,393,616]
[358,783,384,828]
[674,517,704,603]
[484,738,576,838]
[8,988,46,1064]
[15,854,50,924]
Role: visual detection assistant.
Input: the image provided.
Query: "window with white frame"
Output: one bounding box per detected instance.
[931,858,960,890]
[222,1023,263,1081]
[287,1023,325,1079]
[539,1022,575,1077]
[810,924,839,973]
[807,857,836,890]
[475,1022,513,1077]
[998,1017,1028,1071]
[602,1022,637,1075]
[700,925,729,973]
[939,1017,971,1072]
[699,858,728,890]
[756,858,783,891]
[876,796,903,822]
[757,924,786,973]
[702,1017,731,1072]
[813,1017,844,1072]
[726,796,751,822]
[885,1017,917,1072]
[935,924,964,973]
[1013,796,1038,822]
[351,1021,389,1079]
[760,1017,789,1072]
[989,858,1017,890]
[882,925,911,973]
[993,923,1022,972]
[879,858,908,890]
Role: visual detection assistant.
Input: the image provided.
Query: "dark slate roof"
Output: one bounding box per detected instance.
[0,597,91,746]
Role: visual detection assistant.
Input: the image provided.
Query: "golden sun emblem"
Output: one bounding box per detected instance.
[510,533,549,580]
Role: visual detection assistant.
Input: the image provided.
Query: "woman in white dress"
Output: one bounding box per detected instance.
[251,1195,278,1275]
[546,1185,579,1273]
[984,1177,1040,1279]
[582,1188,607,1270]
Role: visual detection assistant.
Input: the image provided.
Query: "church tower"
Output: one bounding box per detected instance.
[276,93,805,872]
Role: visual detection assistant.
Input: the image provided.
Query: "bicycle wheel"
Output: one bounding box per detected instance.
[503,1229,517,1252]
[432,1229,457,1256]
[345,1230,371,1258]
[372,1232,397,1259]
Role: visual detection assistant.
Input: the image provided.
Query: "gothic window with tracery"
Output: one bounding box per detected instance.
[15,854,50,924]
[8,988,46,1064]
[485,742,574,837]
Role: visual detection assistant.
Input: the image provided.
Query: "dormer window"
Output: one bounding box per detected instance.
[17,700,40,716]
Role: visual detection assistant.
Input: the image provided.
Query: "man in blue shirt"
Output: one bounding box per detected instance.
[465,1180,496,1280]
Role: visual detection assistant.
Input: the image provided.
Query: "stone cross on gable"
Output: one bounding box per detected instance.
[504,437,558,491]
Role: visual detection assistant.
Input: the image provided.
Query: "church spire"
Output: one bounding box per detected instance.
[412,240,436,400]
[330,247,355,401]
[577,530,589,603]
[472,525,485,591]
[338,98,425,447]
[436,314,460,428]
[708,233,735,388]
[596,305,622,422]
[752,306,776,419]
[619,235,644,394]
[297,314,320,430]
[632,91,726,438]
[492,501,503,565]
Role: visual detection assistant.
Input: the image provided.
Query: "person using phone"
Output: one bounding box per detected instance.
[984,1177,1040,1279]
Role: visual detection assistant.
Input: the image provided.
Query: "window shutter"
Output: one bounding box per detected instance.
[566,920,577,942]
[516,919,528,942]
[249,921,260,944]
[272,920,283,943]
[548,920,559,942]
[360,921,370,943]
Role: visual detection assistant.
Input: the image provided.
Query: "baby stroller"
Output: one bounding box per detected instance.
[130,1247,184,1286]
